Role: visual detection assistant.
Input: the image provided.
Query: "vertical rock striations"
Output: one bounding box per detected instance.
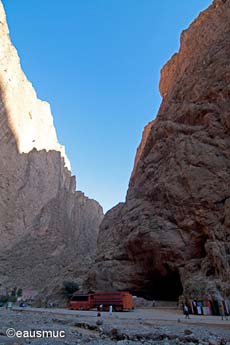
[88,0,230,299]
[0,1,103,294]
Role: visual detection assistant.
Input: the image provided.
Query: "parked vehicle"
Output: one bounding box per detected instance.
[69,291,134,311]
[69,294,94,310]
[93,291,134,311]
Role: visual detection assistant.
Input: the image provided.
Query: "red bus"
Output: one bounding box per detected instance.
[69,292,134,311]
[93,291,134,311]
[69,294,94,310]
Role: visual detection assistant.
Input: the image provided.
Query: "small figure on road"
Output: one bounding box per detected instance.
[109,305,113,316]
[97,304,103,317]
[219,300,228,320]
[96,311,103,326]
[183,303,190,319]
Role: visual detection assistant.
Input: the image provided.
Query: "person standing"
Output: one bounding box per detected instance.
[183,303,190,319]
[109,305,113,316]
[220,300,228,320]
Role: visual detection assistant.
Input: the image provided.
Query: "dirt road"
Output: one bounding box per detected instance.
[0,306,229,344]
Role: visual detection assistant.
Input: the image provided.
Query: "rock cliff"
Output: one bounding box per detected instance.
[87,0,230,300]
[0,1,103,296]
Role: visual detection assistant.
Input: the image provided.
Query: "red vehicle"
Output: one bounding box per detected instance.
[93,291,134,311]
[69,294,94,310]
[69,291,134,311]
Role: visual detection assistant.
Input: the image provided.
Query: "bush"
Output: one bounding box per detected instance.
[63,281,79,297]
[17,288,23,297]
[11,287,23,298]
[0,295,8,303]
[11,287,17,297]
[8,295,17,303]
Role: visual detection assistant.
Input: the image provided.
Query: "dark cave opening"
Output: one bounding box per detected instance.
[134,267,183,301]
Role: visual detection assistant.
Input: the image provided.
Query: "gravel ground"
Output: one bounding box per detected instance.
[0,307,229,345]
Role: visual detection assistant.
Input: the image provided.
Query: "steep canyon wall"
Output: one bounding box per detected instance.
[0,1,103,295]
[88,0,230,300]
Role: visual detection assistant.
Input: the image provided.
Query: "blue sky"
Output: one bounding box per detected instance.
[3,0,211,212]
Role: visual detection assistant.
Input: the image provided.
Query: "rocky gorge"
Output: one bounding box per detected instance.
[0,0,229,306]
[0,0,103,300]
[87,0,230,300]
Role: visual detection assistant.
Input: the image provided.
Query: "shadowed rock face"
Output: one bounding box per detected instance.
[0,1,103,294]
[87,0,230,299]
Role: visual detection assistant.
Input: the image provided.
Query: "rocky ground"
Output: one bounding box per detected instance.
[0,307,229,345]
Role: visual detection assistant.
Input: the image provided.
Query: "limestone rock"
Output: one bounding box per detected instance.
[0,1,70,169]
[87,0,230,299]
[0,1,103,294]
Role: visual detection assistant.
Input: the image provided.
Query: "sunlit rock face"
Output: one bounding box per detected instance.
[87,0,230,300]
[0,2,70,168]
[0,1,103,293]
